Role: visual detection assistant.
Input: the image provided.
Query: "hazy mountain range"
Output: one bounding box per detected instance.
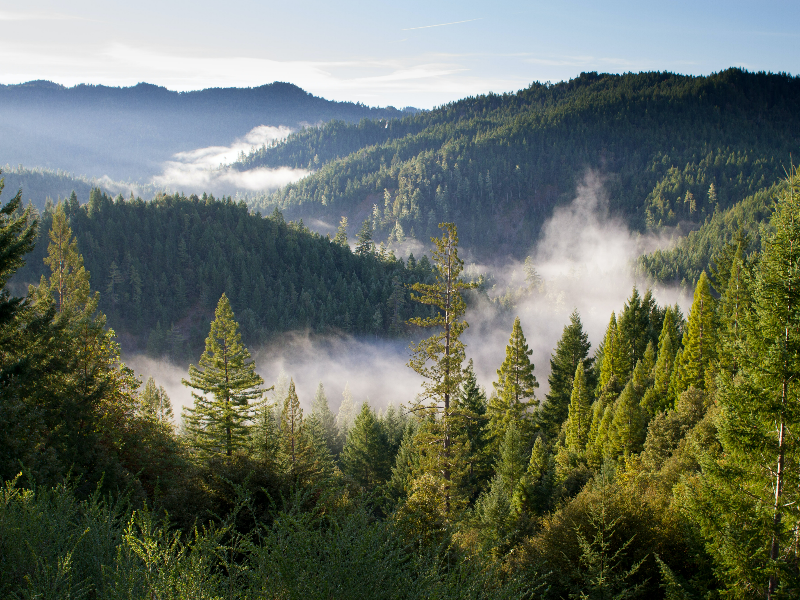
[0,80,416,182]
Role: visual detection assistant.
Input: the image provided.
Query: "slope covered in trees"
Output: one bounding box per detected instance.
[638,181,781,288]
[239,69,800,257]
[13,188,435,360]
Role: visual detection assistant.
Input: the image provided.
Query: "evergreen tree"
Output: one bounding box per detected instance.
[11,193,139,489]
[671,272,718,400]
[335,382,357,442]
[35,202,90,315]
[341,402,392,490]
[407,222,474,515]
[617,287,657,374]
[379,403,407,457]
[597,313,629,395]
[309,382,340,457]
[139,376,173,422]
[333,216,348,247]
[694,171,800,597]
[251,395,283,470]
[513,436,553,515]
[495,420,528,494]
[488,317,538,446]
[387,420,419,504]
[641,307,680,416]
[281,379,303,468]
[540,309,594,441]
[182,294,264,457]
[456,359,493,499]
[565,362,592,454]
[355,219,374,256]
[608,380,646,457]
[568,472,646,600]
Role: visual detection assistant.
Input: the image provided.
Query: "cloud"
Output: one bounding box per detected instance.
[150,125,310,194]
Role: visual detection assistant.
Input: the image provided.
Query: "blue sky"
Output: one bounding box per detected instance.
[0,0,797,108]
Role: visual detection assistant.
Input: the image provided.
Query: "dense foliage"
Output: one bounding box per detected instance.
[13,188,435,360]
[240,69,800,257]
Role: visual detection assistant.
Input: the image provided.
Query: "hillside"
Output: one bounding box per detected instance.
[239,69,800,258]
[13,189,435,360]
[0,80,413,180]
[637,182,781,289]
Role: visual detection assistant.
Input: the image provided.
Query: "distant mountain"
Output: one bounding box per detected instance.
[0,80,413,180]
[239,69,800,258]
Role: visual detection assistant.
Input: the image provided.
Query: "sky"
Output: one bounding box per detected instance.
[0,0,797,109]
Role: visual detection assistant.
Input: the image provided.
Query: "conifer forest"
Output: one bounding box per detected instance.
[2,69,800,599]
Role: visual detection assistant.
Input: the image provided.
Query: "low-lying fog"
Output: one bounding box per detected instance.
[126,172,688,422]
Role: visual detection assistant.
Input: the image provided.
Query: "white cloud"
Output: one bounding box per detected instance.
[151,125,309,194]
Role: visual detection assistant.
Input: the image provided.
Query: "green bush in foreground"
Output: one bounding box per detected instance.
[0,476,542,600]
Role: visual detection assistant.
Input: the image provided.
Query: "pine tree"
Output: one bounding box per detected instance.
[608,380,646,457]
[641,307,680,416]
[387,420,419,503]
[35,202,90,315]
[309,382,340,457]
[355,219,374,256]
[341,402,391,490]
[281,379,303,468]
[335,382,357,442]
[565,362,592,454]
[23,195,138,488]
[407,222,474,515]
[513,436,552,515]
[182,294,264,457]
[333,216,348,247]
[671,272,718,400]
[456,359,493,499]
[597,313,629,395]
[694,171,800,597]
[540,309,594,441]
[139,376,173,422]
[488,317,538,446]
[617,287,657,374]
[496,420,528,493]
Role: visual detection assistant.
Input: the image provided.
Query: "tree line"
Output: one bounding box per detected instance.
[13,188,437,361]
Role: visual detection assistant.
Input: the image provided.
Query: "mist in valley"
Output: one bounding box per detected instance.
[128,171,687,422]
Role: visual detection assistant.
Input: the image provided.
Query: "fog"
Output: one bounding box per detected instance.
[127,171,688,423]
[151,125,310,195]
[461,171,687,396]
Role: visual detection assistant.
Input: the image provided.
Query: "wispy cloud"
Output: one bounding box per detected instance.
[402,18,481,31]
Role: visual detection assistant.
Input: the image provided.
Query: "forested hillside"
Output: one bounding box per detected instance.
[13,188,435,360]
[4,170,800,598]
[0,80,413,179]
[240,69,800,257]
[638,181,781,288]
